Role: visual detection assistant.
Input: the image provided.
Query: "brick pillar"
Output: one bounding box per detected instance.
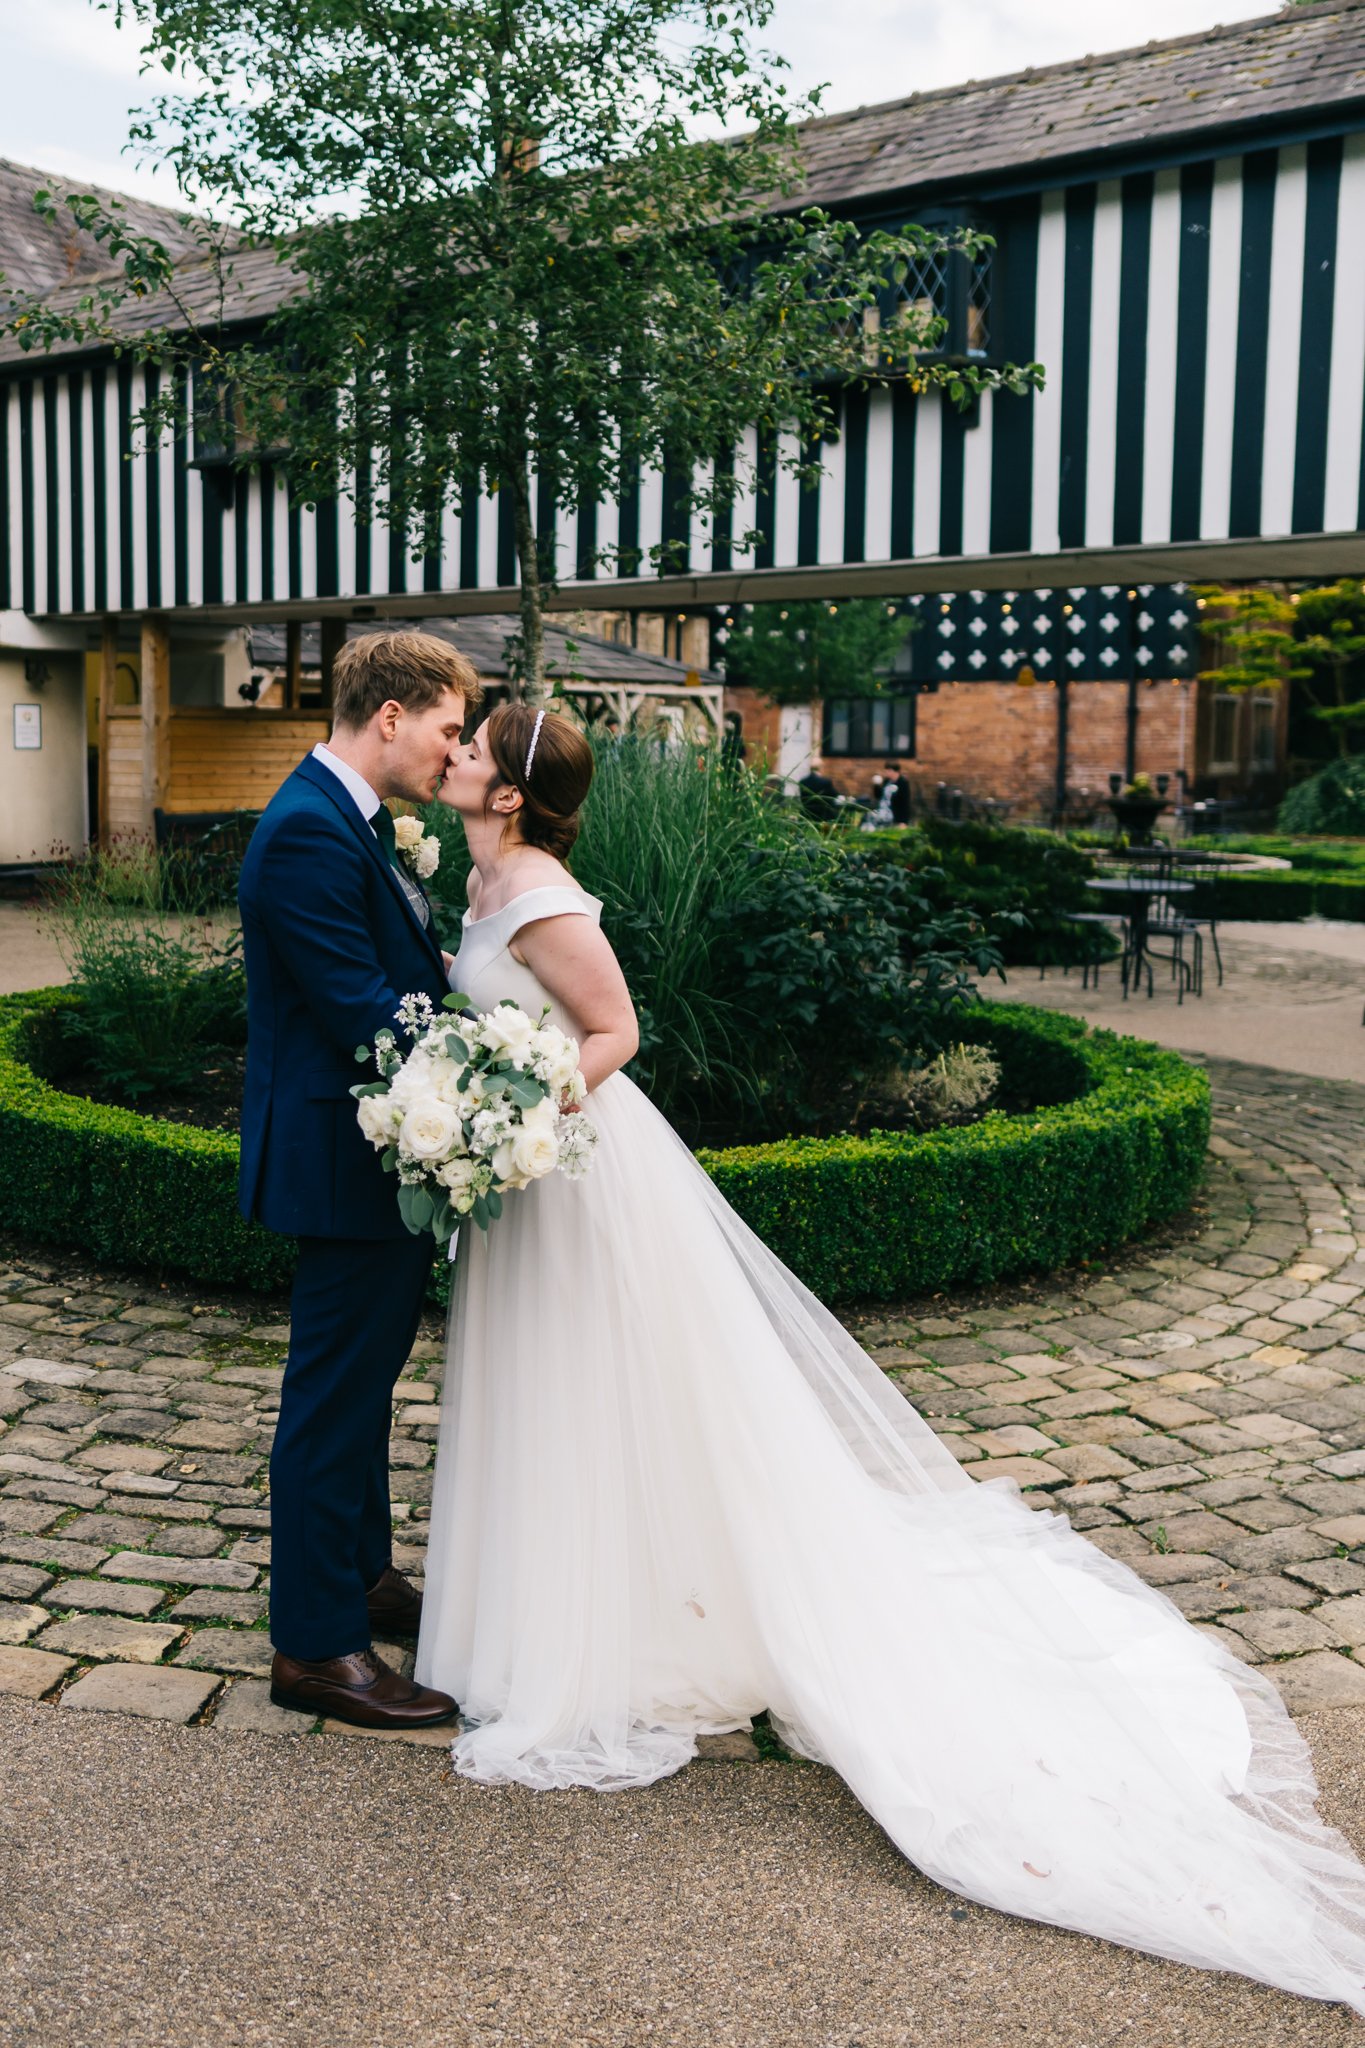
[139,614,171,839]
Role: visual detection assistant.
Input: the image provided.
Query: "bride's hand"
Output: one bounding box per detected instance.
[441,949,456,975]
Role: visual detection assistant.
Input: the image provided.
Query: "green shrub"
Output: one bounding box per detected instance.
[863,819,1113,967]
[0,989,1206,1307]
[1278,756,1365,836]
[41,842,246,1102]
[703,842,1003,1139]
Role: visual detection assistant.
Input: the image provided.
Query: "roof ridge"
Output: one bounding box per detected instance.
[0,155,201,229]
[792,1,1358,139]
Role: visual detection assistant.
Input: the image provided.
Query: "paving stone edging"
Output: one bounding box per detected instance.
[2,1051,1364,1743]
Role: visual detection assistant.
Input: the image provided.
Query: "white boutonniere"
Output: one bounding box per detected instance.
[393,813,441,881]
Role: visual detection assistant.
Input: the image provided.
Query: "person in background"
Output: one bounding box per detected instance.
[882,761,912,826]
[798,758,840,823]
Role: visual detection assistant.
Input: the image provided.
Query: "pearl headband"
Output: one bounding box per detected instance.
[524,707,547,781]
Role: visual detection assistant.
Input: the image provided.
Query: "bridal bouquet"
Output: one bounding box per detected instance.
[352,991,598,1250]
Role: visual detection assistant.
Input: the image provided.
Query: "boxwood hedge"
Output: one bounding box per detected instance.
[1,988,1208,1306]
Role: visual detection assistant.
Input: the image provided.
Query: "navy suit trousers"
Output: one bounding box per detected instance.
[269,1231,435,1660]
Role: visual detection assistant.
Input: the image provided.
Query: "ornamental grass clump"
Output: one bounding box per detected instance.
[426,733,1003,1143]
[41,842,245,1105]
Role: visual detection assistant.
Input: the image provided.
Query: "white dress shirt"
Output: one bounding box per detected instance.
[312,742,381,829]
[310,742,431,928]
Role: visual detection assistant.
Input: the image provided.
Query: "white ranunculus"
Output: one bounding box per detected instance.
[413,835,440,879]
[392,813,425,850]
[436,1157,479,1211]
[398,1096,460,1162]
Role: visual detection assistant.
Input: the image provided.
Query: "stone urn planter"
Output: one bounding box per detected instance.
[1107,794,1168,846]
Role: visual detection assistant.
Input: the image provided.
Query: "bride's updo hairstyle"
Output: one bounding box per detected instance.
[485,701,594,862]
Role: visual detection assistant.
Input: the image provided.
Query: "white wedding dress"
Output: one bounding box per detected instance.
[417,884,1365,2015]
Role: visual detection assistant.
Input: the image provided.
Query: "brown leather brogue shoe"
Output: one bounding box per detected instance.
[270,1648,457,1729]
[366,1563,423,1637]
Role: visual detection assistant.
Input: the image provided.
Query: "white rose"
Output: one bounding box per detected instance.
[490,1139,531,1191]
[479,1005,537,1064]
[507,1112,561,1182]
[356,1093,397,1148]
[432,1060,471,1107]
[392,813,424,850]
[398,1096,460,1161]
[414,835,440,879]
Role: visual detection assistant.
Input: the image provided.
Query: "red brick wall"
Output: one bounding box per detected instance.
[723,678,1198,818]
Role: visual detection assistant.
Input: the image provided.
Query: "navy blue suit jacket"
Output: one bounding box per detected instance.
[238,755,450,1240]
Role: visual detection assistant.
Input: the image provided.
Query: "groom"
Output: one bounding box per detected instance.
[238,628,480,1728]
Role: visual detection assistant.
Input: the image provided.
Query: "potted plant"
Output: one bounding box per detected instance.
[1107,773,1168,846]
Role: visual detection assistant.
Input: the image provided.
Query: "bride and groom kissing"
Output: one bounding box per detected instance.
[238,630,1365,2018]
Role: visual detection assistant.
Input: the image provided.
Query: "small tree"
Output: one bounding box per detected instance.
[1196,581,1365,759]
[5,0,1040,700]
[719,599,915,705]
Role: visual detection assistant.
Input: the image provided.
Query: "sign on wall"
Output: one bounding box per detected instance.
[12,704,41,751]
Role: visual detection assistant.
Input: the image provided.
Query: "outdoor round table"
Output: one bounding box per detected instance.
[1087,876,1196,1000]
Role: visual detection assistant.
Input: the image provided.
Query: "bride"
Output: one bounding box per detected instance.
[417,700,1365,2017]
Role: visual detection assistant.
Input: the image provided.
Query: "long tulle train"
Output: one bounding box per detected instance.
[417,1070,1365,2016]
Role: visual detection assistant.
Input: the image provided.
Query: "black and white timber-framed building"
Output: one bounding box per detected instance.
[0,1,1363,852]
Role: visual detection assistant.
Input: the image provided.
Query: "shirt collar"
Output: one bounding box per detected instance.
[312,742,381,823]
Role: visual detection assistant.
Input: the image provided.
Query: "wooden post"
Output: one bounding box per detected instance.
[140,614,171,840]
[285,619,303,709]
[98,617,118,849]
[319,618,346,714]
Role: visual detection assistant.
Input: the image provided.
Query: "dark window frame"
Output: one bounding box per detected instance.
[821,693,918,758]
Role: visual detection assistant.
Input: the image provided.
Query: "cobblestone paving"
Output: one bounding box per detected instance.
[3,1052,1365,1741]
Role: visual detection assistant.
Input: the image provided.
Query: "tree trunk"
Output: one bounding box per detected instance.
[508,458,546,706]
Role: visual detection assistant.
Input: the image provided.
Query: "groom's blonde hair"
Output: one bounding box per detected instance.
[332,629,483,731]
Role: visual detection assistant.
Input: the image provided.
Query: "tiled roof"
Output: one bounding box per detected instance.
[0,158,204,310]
[4,2,1363,362]
[788,1,1365,211]
[247,614,721,688]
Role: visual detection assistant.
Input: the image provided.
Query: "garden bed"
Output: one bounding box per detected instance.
[1,988,1209,1306]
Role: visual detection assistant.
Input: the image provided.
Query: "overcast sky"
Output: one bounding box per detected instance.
[6,0,1266,206]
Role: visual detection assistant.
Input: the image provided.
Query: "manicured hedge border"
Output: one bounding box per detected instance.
[1115,871,1365,922]
[698,1005,1210,1302]
[0,989,294,1294]
[1,990,1209,1306]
